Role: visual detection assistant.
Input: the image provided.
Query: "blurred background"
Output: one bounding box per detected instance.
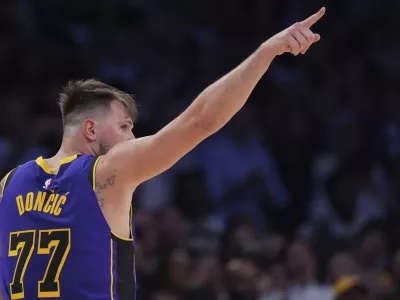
[1,0,400,299]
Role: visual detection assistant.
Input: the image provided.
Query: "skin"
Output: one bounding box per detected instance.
[0,8,326,240]
[46,101,135,237]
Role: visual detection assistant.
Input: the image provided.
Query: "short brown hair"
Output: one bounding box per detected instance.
[59,79,137,126]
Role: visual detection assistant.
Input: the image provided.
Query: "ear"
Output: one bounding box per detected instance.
[83,118,97,142]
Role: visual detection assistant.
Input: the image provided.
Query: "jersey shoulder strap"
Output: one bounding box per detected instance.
[87,155,102,191]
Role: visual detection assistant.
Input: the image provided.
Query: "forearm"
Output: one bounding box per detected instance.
[181,43,276,133]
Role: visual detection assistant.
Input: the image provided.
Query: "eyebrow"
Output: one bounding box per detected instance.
[121,118,133,124]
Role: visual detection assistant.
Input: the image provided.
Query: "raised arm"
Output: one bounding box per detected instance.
[98,8,326,189]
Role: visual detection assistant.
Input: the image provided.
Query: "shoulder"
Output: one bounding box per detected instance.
[0,166,20,202]
[74,154,98,170]
[60,154,98,175]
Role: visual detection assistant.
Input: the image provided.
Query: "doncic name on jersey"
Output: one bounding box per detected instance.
[16,177,69,216]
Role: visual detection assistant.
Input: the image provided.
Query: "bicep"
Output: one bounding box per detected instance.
[99,118,210,187]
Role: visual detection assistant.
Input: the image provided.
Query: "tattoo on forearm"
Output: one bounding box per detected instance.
[95,172,116,209]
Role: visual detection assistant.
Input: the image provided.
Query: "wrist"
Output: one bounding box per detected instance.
[259,40,279,60]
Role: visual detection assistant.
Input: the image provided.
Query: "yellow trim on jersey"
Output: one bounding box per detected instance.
[110,239,114,300]
[129,205,133,239]
[36,155,79,175]
[93,156,133,242]
[59,154,78,166]
[92,156,103,191]
[111,232,133,242]
[36,157,54,174]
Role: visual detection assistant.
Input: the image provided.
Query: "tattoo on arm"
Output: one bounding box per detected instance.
[95,172,116,209]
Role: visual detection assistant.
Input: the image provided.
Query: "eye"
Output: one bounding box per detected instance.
[120,124,129,131]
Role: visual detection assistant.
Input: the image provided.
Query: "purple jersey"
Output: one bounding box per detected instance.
[0,154,135,300]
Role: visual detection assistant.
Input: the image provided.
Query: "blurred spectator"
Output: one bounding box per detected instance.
[298,160,387,262]
[383,249,400,300]
[197,108,289,232]
[261,241,332,300]
[219,214,256,263]
[326,251,360,283]
[333,276,370,300]
[226,258,259,300]
[156,205,187,253]
[284,241,332,300]
[356,220,388,292]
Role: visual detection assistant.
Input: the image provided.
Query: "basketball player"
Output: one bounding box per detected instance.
[0,8,325,300]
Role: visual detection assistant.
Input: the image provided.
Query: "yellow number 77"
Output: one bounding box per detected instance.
[8,229,71,299]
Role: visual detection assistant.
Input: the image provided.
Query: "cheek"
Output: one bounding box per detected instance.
[97,130,118,153]
[115,132,127,143]
[104,127,125,143]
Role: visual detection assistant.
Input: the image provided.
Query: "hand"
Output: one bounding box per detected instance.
[264,7,326,56]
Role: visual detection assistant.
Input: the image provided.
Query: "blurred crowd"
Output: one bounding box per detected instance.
[2,0,400,299]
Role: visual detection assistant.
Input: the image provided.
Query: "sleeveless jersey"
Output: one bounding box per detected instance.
[0,154,136,300]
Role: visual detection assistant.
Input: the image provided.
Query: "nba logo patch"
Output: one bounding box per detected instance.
[43,178,53,190]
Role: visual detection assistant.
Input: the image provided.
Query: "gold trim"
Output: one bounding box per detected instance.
[111,232,133,242]
[92,156,102,191]
[35,157,54,175]
[110,239,114,300]
[129,205,133,239]
[36,155,79,175]
[93,156,133,242]
[59,154,78,166]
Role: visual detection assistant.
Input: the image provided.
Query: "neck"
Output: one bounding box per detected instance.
[47,135,96,167]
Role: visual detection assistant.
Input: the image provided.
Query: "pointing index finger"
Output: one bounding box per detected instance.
[301,7,326,28]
